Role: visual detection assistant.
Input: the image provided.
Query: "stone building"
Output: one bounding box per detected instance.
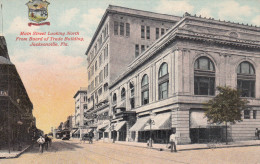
[109,12,260,144]
[85,5,181,140]
[0,36,34,149]
[73,88,88,138]
[85,5,260,144]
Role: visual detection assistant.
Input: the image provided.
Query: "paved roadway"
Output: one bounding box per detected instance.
[1,140,260,164]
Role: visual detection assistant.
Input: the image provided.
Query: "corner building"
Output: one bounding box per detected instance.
[109,13,260,144]
[85,5,181,140]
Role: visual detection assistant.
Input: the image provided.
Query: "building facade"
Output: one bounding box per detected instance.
[73,88,88,138]
[85,5,181,140]
[109,12,260,144]
[0,36,35,149]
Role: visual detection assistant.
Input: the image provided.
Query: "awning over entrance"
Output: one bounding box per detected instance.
[143,113,171,131]
[97,123,109,131]
[129,116,150,131]
[104,125,111,133]
[71,129,78,134]
[81,128,93,134]
[190,110,208,128]
[73,129,80,135]
[114,121,126,131]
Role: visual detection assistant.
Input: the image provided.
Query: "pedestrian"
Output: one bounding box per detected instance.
[44,134,51,150]
[89,132,93,144]
[255,128,259,140]
[169,129,177,153]
[37,135,45,153]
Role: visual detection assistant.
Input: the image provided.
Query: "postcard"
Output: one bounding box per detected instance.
[0,0,259,163]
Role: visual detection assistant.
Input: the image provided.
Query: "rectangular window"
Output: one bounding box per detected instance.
[141,25,145,39]
[99,70,103,83]
[126,23,130,37]
[237,80,255,98]
[166,28,169,32]
[142,90,149,105]
[253,110,257,119]
[99,55,102,66]
[104,28,106,38]
[91,65,94,76]
[95,76,98,87]
[161,28,165,36]
[88,71,90,80]
[106,45,108,59]
[156,28,159,39]
[104,64,108,78]
[94,44,97,54]
[194,77,215,96]
[244,110,250,119]
[95,61,98,71]
[159,81,168,100]
[146,26,150,39]
[120,22,124,36]
[114,21,118,35]
[135,44,139,57]
[141,45,145,53]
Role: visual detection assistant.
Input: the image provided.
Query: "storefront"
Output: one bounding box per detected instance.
[189,109,225,143]
[130,112,172,143]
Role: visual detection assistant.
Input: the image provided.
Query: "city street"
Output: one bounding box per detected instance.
[1,140,260,164]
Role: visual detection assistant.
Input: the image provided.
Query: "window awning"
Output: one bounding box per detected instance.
[81,128,93,134]
[129,116,150,131]
[97,123,109,131]
[143,113,171,131]
[114,121,126,131]
[73,129,80,134]
[190,110,208,128]
[71,129,78,134]
[104,124,113,132]
[115,101,126,109]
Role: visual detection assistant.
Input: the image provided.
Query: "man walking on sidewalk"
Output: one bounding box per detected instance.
[169,129,177,153]
[37,135,45,153]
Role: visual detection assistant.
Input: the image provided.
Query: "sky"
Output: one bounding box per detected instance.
[2,0,259,133]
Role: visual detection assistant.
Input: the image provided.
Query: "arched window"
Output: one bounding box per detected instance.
[129,82,135,109]
[158,62,169,100]
[141,74,149,105]
[194,57,215,95]
[121,87,126,100]
[237,61,255,97]
[130,82,134,97]
[113,93,117,104]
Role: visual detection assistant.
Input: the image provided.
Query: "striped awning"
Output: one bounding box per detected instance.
[114,121,126,131]
[143,113,171,131]
[129,117,150,131]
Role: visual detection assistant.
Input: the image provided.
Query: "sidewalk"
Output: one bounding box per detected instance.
[99,139,260,152]
[0,144,31,159]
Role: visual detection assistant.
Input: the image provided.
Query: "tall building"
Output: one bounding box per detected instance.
[109,12,260,144]
[85,5,181,139]
[73,87,87,138]
[0,36,35,148]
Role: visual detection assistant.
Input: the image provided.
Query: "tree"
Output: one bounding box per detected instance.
[205,86,248,144]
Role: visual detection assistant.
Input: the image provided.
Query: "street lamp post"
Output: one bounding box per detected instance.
[148,111,155,148]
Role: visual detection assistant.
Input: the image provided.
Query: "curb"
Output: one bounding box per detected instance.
[105,142,260,152]
[0,145,32,159]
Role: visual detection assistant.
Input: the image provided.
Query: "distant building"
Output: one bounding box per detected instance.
[73,88,88,138]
